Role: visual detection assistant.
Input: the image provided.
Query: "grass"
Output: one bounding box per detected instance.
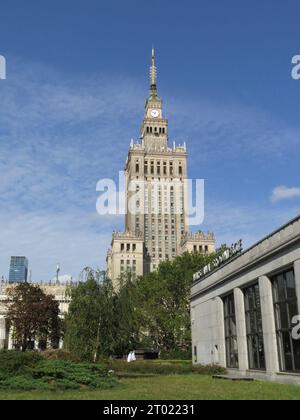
[1,375,300,400]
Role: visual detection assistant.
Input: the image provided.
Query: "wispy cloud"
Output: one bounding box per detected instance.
[271,186,300,203]
[0,56,299,280]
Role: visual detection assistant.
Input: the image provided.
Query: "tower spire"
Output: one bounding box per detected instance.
[150,46,157,96]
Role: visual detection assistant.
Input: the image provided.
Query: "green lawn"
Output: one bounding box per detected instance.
[1,374,300,400]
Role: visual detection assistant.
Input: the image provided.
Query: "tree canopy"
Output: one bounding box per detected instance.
[64,251,218,361]
[7,283,62,352]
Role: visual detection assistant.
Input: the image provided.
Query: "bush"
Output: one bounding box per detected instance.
[160,350,192,360]
[106,359,226,376]
[32,360,117,390]
[0,352,118,392]
[0,351,43,377]
[41,349,80,363]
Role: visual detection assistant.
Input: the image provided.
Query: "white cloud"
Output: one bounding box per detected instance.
[0,56,299,281]
[271,186,300,203]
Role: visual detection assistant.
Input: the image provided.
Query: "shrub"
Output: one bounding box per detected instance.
[0,351,43,377]
[32,360,117,390]
[160,350,192,360]
[0,353,118,392]
[41,349,80,363]
[106,359,226,376]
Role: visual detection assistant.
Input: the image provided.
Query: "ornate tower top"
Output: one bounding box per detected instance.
[141,47,168,150]
[150,47,157,97]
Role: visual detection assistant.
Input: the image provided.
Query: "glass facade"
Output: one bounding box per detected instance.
[244,283,266,370]
[272,269,300,373]
[8,256,28,284]
[223,294,239,368]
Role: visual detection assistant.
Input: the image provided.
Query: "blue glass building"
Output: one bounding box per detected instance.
[8,256,28,284]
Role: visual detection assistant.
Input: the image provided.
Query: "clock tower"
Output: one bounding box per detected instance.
[141,48,168,151]
[106,48,216,288]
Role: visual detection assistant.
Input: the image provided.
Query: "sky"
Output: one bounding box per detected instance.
[0,0,299,281]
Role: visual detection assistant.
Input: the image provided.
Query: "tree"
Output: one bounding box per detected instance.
[136,251,217,354]
[6,283,62,352]
[64,269,116,361]
[64,250,222,360]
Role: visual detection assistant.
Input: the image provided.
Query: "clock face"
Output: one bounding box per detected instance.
[151,109,159,118]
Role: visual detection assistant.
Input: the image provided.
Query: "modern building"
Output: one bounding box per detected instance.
[191,215,300,384]
[8,256,28,284]
[107,49,215,288]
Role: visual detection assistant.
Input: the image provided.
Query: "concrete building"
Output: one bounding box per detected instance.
[106,231,146,286]
[180,231,215,255]
[0,282,71,350]
[107,49,215,288]
[191,215,300,384]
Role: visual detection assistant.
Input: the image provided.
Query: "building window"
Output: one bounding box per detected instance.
[126,244,130,252]
[223,294,239,368]
[244,284,266,370]
[157,161,161,175]
[272,269,300,373]
[151,161,154,175]
[121,243,124,251]
[163,162,167,175]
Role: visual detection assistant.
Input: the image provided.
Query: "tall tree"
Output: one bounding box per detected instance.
[64,269,116,361]
[6,283,62,352]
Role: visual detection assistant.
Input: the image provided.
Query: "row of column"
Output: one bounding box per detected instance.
[0,317,14,350]
[233,259,300,376]
[0,317,64,351]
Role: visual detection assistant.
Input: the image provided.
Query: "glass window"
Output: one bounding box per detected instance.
[223,294,239,368]
[272,269,300,373]
[244,284,266,370]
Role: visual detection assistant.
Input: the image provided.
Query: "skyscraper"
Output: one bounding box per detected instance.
[8,256,28,284]
[107,49,215,287]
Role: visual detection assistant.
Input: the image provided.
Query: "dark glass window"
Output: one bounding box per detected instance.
[244,284,266,370]
[223,294,239,368]
[272,269,300,373]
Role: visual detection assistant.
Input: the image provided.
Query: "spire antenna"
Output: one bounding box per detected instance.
[150,46,157,96]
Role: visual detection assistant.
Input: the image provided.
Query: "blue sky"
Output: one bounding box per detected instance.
[0,0,299,281]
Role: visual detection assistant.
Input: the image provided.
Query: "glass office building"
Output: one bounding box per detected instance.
[8,256,28,284]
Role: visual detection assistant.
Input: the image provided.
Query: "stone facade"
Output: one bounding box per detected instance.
[0,282,71,350]
[180,231,215,255]
[191,215,300,384]
[106,231,145,288]
[107,49,215,288]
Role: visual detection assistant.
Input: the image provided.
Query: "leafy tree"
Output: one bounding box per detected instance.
[64,269,116,361]
[112,273,140,356]
[6,283,62,352]
[136,251,217,353]
[64,250,221,360]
